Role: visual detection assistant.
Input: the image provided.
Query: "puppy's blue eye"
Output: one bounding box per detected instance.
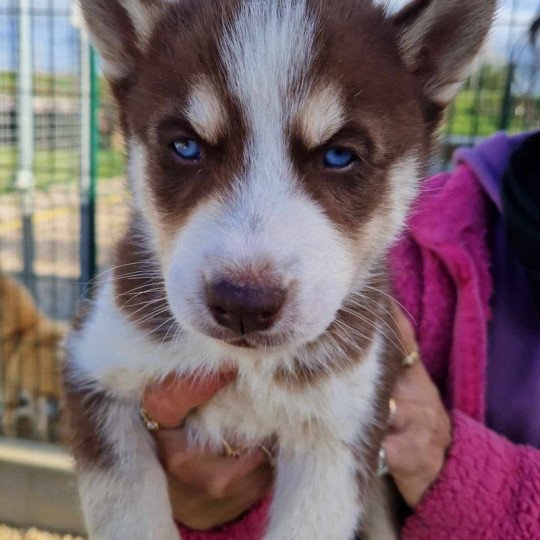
[324,147,355,169]
[172,139,202,160]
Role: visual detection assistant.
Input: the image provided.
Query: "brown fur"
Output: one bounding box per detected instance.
[62,362,116,471]
[63,301,118,469]
[63,1,495,536]
[113,215,177,341]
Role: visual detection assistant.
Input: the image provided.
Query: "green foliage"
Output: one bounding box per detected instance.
[447,89,539,138]
[0,147,125,194]
[0,71,79,95]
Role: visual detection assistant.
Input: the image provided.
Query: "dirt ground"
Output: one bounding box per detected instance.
[0,178,130,320]
[0,525,84,540]
[0,177,129,277]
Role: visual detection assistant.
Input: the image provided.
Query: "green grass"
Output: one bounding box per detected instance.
[0,71,80,96]
[0,147,125,193]
[0,71,15,93]
[447,89,539,137]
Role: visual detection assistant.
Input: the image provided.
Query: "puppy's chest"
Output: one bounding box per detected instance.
[185,353,383,452]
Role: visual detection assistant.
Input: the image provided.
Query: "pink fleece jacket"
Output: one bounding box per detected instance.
[179,163,540,539]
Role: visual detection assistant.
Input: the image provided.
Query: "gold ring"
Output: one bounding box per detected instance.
[139,406,162,431]
[403,350,419,368]
[139,406,184,432]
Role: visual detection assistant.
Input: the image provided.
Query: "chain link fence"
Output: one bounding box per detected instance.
[0,0,539,442]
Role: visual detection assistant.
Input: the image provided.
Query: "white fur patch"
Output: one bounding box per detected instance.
[195,335,384,540]
[70,281,388,538]
[76,400,178,540]
[185,78,227,144]
[221,0,316,127]
[72,287,384,451]
[118,0,161,48]
[297,84,346,149]
[68,281,226,398]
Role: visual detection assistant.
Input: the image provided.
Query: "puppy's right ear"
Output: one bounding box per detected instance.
[79,0,162,82]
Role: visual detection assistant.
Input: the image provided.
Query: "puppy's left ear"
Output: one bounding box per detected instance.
[392,0,496,110]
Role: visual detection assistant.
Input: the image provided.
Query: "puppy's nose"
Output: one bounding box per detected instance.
[206,280,286,334]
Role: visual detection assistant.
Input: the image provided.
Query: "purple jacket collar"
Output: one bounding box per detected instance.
[454,131,535,211]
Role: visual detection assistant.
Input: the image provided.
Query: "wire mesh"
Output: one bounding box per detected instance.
[0,0,539,442]
[0,0,126,441]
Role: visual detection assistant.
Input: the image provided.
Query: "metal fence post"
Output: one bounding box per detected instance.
[79,31,98,297]
[499,62,516,131]
[17,0,35,294]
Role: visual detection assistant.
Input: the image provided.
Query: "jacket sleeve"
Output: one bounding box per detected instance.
[402,410,540,540]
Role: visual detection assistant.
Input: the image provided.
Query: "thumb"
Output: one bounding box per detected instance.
[142,371,236,428]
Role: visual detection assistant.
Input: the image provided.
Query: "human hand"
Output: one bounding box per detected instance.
[142,374,274,530]
[383,305,452,508]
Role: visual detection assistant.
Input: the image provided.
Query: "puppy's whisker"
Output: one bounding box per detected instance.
[361,285,415,323]
[339,307,406,356]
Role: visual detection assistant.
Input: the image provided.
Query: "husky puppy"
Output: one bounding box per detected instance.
[64,1,495,538]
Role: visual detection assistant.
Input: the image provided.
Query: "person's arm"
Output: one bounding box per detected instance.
[387,306,540,540]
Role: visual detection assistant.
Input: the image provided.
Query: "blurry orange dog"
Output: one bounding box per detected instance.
[0,274,66,439]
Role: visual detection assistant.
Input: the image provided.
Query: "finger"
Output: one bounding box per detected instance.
[155,428,269,490]
[143,371,236,428]
[208,452,273,500]
[168,448,270,499]
[383,432,427,480]
[170,460,273,528]
[383,433,408,471]
[153,426,191,464]
[224,459,274,500]
[393,359,441,403]
[392,360,425,399]
[387,397,442,433]
[387,399,418,432]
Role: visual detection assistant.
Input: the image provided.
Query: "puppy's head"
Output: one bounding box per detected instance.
[83,0,495,354]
